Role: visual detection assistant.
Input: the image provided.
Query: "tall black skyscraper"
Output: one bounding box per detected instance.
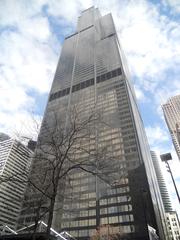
[18,7,167,240]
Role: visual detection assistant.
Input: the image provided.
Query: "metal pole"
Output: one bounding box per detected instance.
[165,160,180,204]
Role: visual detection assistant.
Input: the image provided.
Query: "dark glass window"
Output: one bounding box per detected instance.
[90,78,94,85]
[62,89,66,96]
[101,74,106,82]
[81,81,86,89]
[49,67,122,102]
[72,85,76,92]
[112,69,117,78]
[57,91,62,98]
[49,94,54,101]
[54,92,58,99]
[67,88,70,94]
[117,68,122,75]
[86,79,91,87]
[107,72,111,79]
[97,76,100,83]
[77,83,81,91]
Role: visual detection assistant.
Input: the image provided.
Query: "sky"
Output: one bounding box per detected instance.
[0,0,180,217]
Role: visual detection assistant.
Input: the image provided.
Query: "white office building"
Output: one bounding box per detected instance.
[0,136,32,231]
[151,151,173,212]
[166,212,180,240]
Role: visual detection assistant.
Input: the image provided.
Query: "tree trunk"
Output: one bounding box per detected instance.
[46,196,56,238]
[46,167,61,238]
[32,209,40,240]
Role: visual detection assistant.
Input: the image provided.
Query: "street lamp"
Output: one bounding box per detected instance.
[160,153,180,204]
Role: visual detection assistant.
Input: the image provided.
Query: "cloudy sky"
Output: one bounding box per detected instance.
[0,0,180,215]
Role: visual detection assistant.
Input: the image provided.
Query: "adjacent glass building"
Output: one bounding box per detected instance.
[18,7,167,240]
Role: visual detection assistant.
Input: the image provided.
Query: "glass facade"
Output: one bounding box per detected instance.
[18,7,167,240]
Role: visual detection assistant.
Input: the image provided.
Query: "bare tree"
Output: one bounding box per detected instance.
[15,105,124,239]
[0,105,126,239]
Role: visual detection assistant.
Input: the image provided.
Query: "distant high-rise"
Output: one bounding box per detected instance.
[162,95,180,160]
[151,151,180,240]
[151,151,173,212]
[18,7,167,240]
[166,212,180,240]
[0,138,32,231]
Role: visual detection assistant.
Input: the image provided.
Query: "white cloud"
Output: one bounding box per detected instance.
[162,0,180,13]
[19,16,51,41]
[116,2,180,82]
[134,85,147,102]
[0,86,34,112]
[145,125,169,146]
[0,26,57,93]
[0,0,59,137]
[0,0,44,27]
[154,79,180,106]
[46,0,93,24]
[0,110,42,140]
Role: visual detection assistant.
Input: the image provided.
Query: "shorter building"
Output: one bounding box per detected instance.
[0,137,33,232]
[151,151,180,240]
[166,212,180,240]
[162,95,180,160]
[151,151,173,212]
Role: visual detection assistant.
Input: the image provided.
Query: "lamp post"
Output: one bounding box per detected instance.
[160,153,180,204]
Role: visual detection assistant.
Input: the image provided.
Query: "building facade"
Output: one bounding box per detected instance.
[150,151,180,240]
[166,212,180,240]
[151,151,173,213]
[162,95,180,160]
[0,137,32,231]
[18,7,167,240]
